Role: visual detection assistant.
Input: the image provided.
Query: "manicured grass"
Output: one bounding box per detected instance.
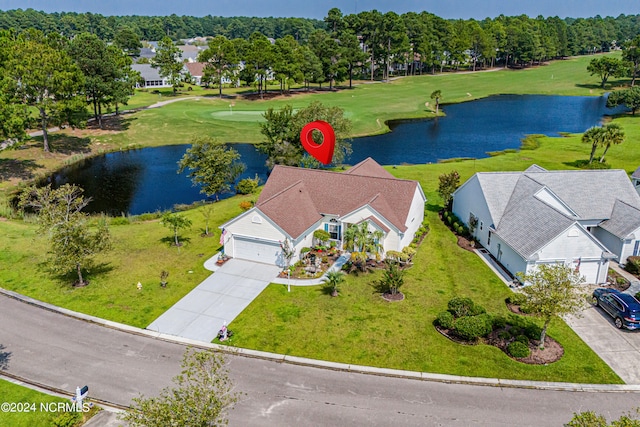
[0,196,254,328]
[0,378,82,427]
[0,53,636,383]
[93,54,622,149]
[226,211,621,383]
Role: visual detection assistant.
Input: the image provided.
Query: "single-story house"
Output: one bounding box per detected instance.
[131,63,171,88]
[183,62,235,86]
[183,62,206,85]
[220,158,426,266]
[452,165,640,284]
[177,45,201,62]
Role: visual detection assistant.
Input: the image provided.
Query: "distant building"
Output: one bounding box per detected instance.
[131,64,171,88]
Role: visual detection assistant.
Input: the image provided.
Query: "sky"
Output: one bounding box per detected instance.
[2,0,640,20]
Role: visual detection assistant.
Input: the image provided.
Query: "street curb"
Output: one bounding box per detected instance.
[3,287,640,393]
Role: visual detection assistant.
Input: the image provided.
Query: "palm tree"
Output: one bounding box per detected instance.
[582,126,603,164]
[599,123,625,163]
[343,222,382,254]
[323,270,345,297]
[430,90,442,114]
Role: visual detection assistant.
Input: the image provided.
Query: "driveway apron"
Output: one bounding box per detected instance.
[147,259,281,342]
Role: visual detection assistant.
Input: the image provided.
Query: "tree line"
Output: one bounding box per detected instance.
[3,8,640,71]
[0,29,139,150]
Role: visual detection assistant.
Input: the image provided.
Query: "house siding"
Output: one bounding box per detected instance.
[592,228,624,261]
[537,225,603,261]
[224,210,285,261]
[452,175,494,248]
[399,187,426,249]
[493,235,528,278]
[533,225,608,284]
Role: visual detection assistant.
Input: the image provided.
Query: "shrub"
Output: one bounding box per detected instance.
[507,341,531,358]
[448,297,486,318]
[110,216,130,226]
[313,229,331,244]
[616,276,628,285]
[507,292,527,306]
[236,175,260,194]
[300,247,311,256]
[386,250,408,262]
[509,326,523,337]
[436,311,455,330]
[524,323,543,340]
[492,315,507,329]
[239,201,252,211]
[497,331,511,340]
[401,246,416,258]
[515,334,530,345]
[51,411,81,427]
[636,292,640,301]
[624,256,640,275]
[454,314,492,341]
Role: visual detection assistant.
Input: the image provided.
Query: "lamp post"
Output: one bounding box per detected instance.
[287,269,291,293]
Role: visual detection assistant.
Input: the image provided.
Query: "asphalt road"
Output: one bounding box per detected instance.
[1,294,640,426]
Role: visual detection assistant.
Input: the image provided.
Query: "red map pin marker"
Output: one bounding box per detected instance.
[300,120,335,165]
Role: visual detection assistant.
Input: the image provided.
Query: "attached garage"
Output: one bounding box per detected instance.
[576,259,608,284]
[231,236,282,265]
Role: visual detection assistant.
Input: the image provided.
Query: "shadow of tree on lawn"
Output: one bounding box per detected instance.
[0,158,44,181]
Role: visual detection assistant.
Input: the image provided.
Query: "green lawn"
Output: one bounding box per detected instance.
[225,210,621,383]
[0,52,637,383]
[0,196,254,328]
[94,54,622,148]
[0,378,92,427]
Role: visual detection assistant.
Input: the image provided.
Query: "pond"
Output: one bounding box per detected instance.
[50,94,624,215]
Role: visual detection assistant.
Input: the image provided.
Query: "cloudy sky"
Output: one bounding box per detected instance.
[3,0,639,20]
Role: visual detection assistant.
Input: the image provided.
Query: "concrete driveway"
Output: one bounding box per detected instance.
[147,259,280,342]
[566,303,640,384]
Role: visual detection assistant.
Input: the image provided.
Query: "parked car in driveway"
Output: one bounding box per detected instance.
[592,288,640,330]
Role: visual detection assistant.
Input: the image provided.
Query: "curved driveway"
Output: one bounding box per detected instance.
[1,294,639,426]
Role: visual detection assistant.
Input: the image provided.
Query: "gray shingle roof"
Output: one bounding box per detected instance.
[475,172,521,226]
[471,166,640,259]
[256,158,423,238]
[493,175,574,258]
[633,166,640,179]
[525,169,640,219]
[131,63,162,81]
[599,199,640,238]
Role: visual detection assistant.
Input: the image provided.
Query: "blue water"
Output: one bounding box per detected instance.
[50,94,625,215]
[349,94,624,164]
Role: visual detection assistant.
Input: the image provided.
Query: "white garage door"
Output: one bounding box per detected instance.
[233,237,281,265]
[577,261,601,284]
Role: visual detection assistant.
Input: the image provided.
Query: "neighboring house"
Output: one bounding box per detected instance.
[183,62,235,86]
[452,165,640,284]
[183,62,206,85]
[131,63,171,88]
[632,166,640,196]
[177,45,201,63]
[134,47,156,63]
[220,158,426,266]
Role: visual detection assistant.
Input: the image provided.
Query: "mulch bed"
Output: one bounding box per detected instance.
[506,303,532,316]
[436,326,564,364]
[486,329,564,365]
[457,235,476,252]
[382,292,405,302]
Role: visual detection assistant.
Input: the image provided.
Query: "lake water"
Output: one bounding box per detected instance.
[50,94,625,215]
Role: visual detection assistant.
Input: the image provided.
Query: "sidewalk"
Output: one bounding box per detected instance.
[608,262,640,295]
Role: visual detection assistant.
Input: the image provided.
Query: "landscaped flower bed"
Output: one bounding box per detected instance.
[435,297,564,364]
